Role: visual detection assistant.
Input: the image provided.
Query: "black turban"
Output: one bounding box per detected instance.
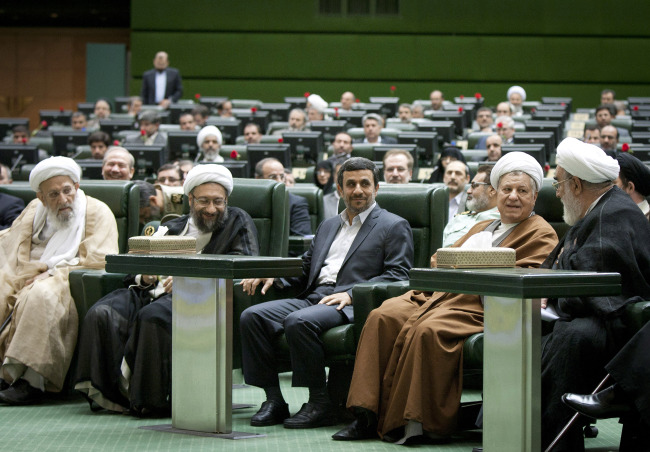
[617,152,650,196]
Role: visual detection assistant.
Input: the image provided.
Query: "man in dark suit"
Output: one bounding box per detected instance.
[123,111,167,147]
[140,51,183,108]
[353,113,397,144]
[254,158,312,236]
[0,163,25,230]
[240,157,414,429]
[0,191,24,230]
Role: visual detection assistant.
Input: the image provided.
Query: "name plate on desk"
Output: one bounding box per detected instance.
[128,236,197,254]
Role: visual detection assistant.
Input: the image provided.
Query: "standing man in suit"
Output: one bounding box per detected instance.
[354,113,397,144]
[140,51,183,108]
[240,157,414,429]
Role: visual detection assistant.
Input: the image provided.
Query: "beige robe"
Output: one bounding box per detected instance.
[0,196,118,392]
[346,215,558,437]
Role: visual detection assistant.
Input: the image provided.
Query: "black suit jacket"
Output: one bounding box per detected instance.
[289,193,312,236]
[0,192,25,230]
[287,204,413,320]
[353,135,398,144]
[140,67,183,105]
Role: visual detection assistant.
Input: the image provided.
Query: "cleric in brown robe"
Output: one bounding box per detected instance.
[333,152,558,442]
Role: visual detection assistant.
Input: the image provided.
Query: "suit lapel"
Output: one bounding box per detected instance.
[308,219,342,286]
[339,206,380,269]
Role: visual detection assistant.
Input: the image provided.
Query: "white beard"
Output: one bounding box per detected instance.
[46,193,81,230]
[562,189,583,226]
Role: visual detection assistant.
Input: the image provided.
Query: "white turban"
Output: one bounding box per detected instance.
[29,156,82,192]
[556,137,620,183]
[490,151,543,191]
[197,125,223,147]
[507,85,527,102]
[307,94,328,113]
[184,164,233,196]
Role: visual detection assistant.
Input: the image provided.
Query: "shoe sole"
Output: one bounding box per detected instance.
[283,417,338,429]
[250,418,288,427]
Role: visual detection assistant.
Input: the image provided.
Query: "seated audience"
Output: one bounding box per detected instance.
[123,111,167,146]
[217,100,233,118]
[474,134,503,161]
[600,88,616,106]
[496,116,515,144]
[156,163,183,187]
[615,153,650,219]
[429,90,445,111]
[274,109,307,135]
[397,104,412,123]
[192,105,210,128]
[255,158,311,236]
[340,92,355,111]
[71,112,88,131]
[583,125,600,144]
[507,85,526,116]
[307,106,325,122]
[596,104,630,139]
[126,96,143,116]
[355,113,397,144]
[333,152,557,442]
[284,168,296,187]
[243,123,263,145]
[441,164,500,247]
[239,157,414,429]
[197,125,224,163]
[428,146,466,183]
[382,149,413,184]
[314,160,335,195]
[178,112,197,131]
[444,160,470,219]
[323,162,343,219]
[177,160,194,180]
[540,138,650,451]
[474,106,494,132]
[0,157,118,405]
[88,131,111,160]
[496,101,513,117]
[12,125,48,161]
[0,163,13,184]
[102,147,135,181]
[328,132,353,165]
[74,165,258,415]
[411,104,425,118]
[599,124,618,157]
[87,98,112,131]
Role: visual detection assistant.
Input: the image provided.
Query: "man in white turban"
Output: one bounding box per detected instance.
[0,157,118,405]
[334,152,558,442]
[197,125,224,162]
[307,94,328,122]
[540,138,650,451]
[507,85,526,116]
[74,164,259,416]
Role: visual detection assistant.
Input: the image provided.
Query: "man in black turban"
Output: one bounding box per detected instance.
[616,152,650,220]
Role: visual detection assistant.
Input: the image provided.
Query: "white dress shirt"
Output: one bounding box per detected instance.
[316,202,376,285]
[448,192,464,220]
[155,71,167,104]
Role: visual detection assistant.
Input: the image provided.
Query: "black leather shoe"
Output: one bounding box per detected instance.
[250,400,290,426]
[0,379,44,406]
[283,402,337,429]
[562,384,632,419]
[332,418,378,440]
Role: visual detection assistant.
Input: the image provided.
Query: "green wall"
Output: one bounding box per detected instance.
[130,0,650,109]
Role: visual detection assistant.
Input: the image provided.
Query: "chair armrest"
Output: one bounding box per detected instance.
[624,300,650,332]
[351,280,410,342]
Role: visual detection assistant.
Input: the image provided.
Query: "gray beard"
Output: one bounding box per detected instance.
[466,195,490,213]
[562,190,583,226]
[191,207,228,234]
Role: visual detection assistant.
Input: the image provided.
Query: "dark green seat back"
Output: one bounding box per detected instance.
[535,178,569,240]
[228,178,289,257]
[287,183,324,233]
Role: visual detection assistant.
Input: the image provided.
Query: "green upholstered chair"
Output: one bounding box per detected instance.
[235,134,285,145]
[350,143,374,160]
[287,184,323,256]
[467,131,493,149]
[219,145,247,161]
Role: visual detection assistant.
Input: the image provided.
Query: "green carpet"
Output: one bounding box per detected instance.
[0,373,622,451]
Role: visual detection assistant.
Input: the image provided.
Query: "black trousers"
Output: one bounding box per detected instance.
[240,285,352,389]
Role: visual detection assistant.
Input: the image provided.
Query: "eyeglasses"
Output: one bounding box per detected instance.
[193,197,226,208]
[267,173,286,182]
[470,182,489,189]
[45,185,76,200]
[157,177,180,183]
[552,177,573,190]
